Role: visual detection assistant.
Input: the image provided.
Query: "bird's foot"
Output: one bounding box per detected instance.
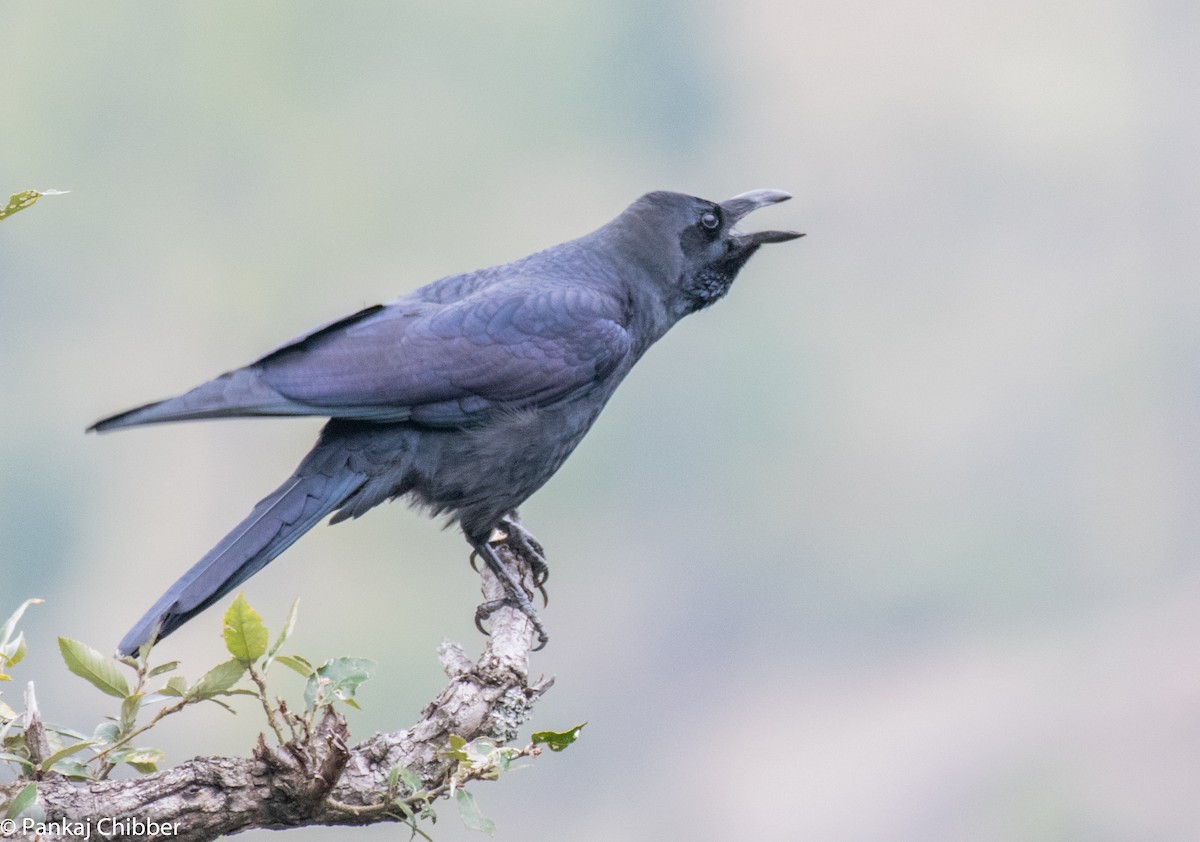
[495,515,550,605]
[472,539,550,651]
[474,597,549,651]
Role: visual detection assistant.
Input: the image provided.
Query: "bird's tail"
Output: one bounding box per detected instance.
[116,434,369,657]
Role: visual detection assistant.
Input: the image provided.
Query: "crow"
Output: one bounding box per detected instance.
[91,189,801,655]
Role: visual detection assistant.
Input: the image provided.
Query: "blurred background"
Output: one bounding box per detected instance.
[3,1,1199,839]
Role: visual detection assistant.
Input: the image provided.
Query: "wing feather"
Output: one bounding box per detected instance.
[260,282,631,426]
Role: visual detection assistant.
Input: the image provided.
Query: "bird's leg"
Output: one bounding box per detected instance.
[469,514,550,603]
[497,513,550,602]
[472,540,549,651]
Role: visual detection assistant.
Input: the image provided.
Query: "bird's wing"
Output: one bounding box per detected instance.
[89,303,392,431]
[259,282,632,425]
[89,281,632,431]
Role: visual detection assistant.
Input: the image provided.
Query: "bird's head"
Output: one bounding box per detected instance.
[614,189,803,317]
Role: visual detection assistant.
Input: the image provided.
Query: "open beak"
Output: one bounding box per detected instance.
[720,189,804,244]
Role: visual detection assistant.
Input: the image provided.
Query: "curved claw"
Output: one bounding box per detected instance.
[471,538,551,650]
[468,549,481,573]
[474,596,550,650]
[474,598,506,635]
[497,516,551,606]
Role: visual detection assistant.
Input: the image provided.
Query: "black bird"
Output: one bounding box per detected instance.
[91,189,802,656]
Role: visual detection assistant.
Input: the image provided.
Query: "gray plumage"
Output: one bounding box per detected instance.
[91,189,801,656]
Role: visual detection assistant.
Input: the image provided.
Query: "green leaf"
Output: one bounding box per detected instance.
[109,746,165,767]
[531,722,586,752]
[0,698,17,719]
[0,752,33,770]
[120,694,143,731]
[187,659,246,699]
[4,781,38,820]
[58,638,130,699]
[38,740,95,772]
[303,657,375,710]
[147,660,181,678]
[455,789,496,835]
[0,190,67,223]
[0,712,22,743]
[494,747,518,773]
[92,721,120,745]
[389,764,425,796]
[45,722,89,742]
[50,759,91,780]
[274,654,315,678]
[264,598,300,670]
[223,593,269,663]
[443,733,471,764]
[0,599,42,650]
[1,632,27,669]
[160,675,189,697]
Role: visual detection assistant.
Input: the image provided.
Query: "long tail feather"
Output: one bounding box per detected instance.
[117,451,367,656]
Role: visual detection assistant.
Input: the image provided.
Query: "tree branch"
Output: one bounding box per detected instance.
[1,539,550,841]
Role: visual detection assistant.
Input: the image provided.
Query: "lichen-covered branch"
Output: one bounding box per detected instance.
[0,540,550,841]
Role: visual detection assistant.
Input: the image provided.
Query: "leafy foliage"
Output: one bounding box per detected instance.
[223,593,269,663]
[532,722,587,752]
[0,190,67,223]
[0,595,580,835]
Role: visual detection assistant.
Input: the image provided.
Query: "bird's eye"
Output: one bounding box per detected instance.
[699,210,720,230]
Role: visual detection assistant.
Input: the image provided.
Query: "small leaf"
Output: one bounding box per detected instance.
[0,190,67,223]
[187,659,246,699]
[303,657,375,711]
[50,759,91,779]
[442,735,472,765]
[389,764,424,795]
[45,722,90,742]
[160,675,189,697]
[58,638,130,699]
[4,781,38,820]
[223,593,269,663]
[455,789,496,835]
[92,721,120,745]
[274,655,314,678]
[0,712,22,743]
[494,748,517,773]
[264,599,299,669]
[37,740,95,772]
[109,746,165,766]
[0,598,42,650]
[1,632,27,668]
[0,698,17,718]
[147,660,181,678]
[120,694,143,731]
[531,722,587,752]
[138,692,172,707]
[0,752,33,770]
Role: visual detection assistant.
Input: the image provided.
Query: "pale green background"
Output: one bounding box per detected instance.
[3,2,1199,840]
